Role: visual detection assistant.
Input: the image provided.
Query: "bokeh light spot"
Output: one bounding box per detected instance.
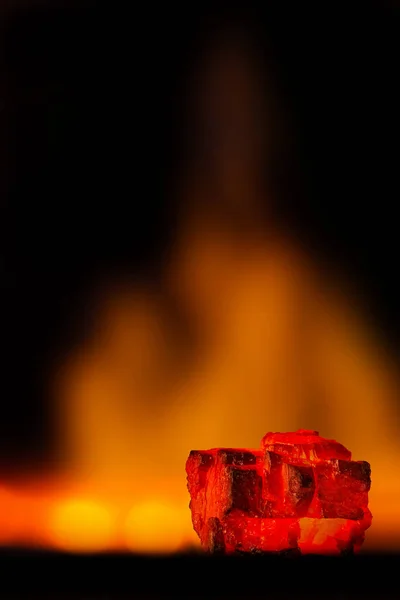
[49,498,114,552]
[125,501,185,554]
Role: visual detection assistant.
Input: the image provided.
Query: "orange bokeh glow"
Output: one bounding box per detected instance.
[0,474,200,553]
[0,233,399,554]
[49,498,115,552]
[125,501,194,554]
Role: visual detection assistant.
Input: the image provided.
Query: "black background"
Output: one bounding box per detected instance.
[0,549,398,599]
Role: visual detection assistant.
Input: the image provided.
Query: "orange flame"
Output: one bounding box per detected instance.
[1,231,399,553]
[1,27,399,555]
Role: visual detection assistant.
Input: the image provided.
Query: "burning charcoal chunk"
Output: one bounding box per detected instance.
[186,431,372,554]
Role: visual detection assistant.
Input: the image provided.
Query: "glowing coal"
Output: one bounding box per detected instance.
[186,430,372,554]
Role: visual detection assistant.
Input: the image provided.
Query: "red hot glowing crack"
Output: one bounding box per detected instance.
[186,429,372,554]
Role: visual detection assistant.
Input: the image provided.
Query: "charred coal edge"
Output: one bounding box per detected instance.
[206,517,225,554]
[338,459,371,486]
[287,464,316,518]
[287,463,315,491]
[317,459,371,488]
[264,452,371,520]
[315,459,370,519]
[187,450,215,468]
[229,468,263,515]
[217,449,261,466]
[186,451,217,541]
[186,451,215,493]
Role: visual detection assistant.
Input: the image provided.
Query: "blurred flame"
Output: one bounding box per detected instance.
[1,28,400,555]
[0,230,399,553]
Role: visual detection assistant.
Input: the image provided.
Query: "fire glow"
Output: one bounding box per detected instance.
[0,473,198,553]
[1,23,400,556]
[0,236,399,554]
[1,236,400,554]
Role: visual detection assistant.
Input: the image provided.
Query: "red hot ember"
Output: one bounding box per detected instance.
[186,430,372,555]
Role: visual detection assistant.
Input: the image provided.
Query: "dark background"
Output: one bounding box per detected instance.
[0,1,399,467]
[0,550,399,599]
